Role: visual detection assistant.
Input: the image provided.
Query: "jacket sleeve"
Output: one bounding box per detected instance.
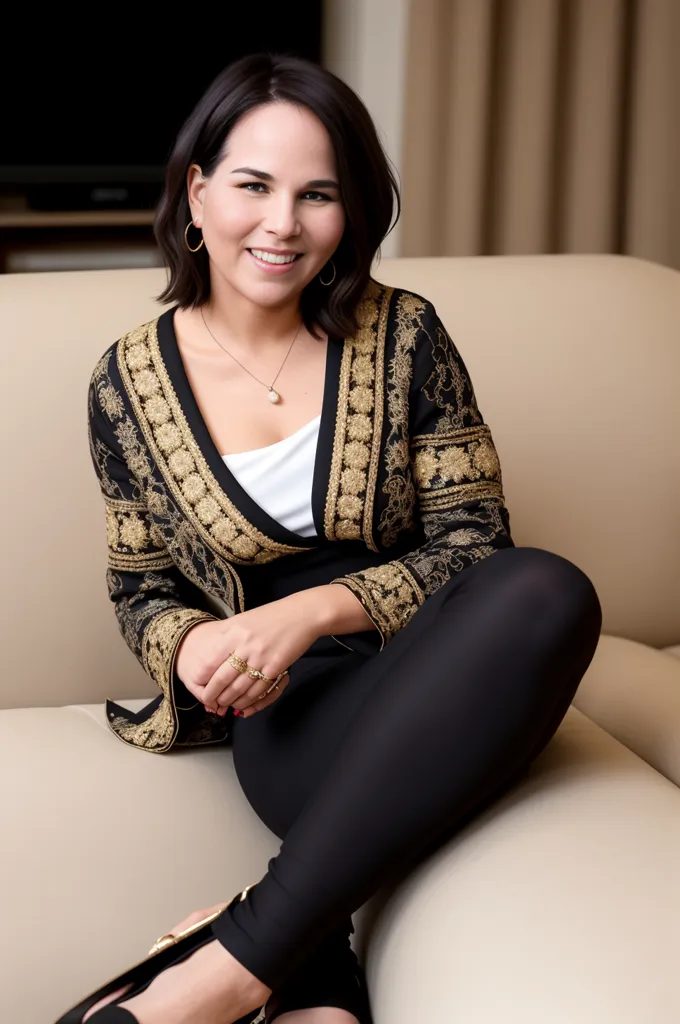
[330,299,514,648]
[87,348,219,727]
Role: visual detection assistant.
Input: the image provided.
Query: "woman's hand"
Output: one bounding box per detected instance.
[175,591,325,718]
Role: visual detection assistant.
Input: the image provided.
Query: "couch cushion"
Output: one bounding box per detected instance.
[2,703,680,1023]
[362,707,680,1024]
[572,634,680,786]
[0,704,279,1023]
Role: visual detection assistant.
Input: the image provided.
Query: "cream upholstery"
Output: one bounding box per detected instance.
[1,256,678,1023]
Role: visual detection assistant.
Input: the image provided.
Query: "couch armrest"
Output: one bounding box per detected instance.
[572,634,680,787]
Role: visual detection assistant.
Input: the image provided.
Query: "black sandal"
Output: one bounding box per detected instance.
[54,884,266,1024]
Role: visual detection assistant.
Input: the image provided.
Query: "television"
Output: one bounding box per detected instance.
[0,12,323,210]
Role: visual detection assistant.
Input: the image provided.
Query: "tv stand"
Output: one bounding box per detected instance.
[0,199,159,273]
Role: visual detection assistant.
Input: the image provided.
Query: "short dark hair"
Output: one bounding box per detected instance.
[154,53,400,339]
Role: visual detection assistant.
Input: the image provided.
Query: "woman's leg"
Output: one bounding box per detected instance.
[215,546,602,990]
[230,643,374,1021]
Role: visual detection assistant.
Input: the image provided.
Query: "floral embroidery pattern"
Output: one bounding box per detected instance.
[411,426,504,510]
[331,296,512,642]
[90,348,234,753]
[324,282,390,548]
[402,499,511,595]
[103,495,173,572]
[118,322,306,567]
[378,291,424,547]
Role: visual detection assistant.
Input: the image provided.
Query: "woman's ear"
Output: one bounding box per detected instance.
[187,164,206,227]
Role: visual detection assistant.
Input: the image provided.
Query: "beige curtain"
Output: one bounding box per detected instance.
[400,0,680,270]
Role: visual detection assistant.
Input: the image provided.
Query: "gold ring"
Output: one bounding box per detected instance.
[264,671,288,696]
[227,653,249,674]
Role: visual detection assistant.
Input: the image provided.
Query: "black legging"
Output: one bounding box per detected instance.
[213,547,602,1001]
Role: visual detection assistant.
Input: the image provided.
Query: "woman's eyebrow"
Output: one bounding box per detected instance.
[231,167,273,180]
[230,167,339,190]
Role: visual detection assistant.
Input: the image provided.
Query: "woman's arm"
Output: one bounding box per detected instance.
[329,297,514,648]
[273,582,377,638]
[88,348,219,703]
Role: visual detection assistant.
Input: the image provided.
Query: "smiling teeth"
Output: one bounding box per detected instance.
[251,249,299,265]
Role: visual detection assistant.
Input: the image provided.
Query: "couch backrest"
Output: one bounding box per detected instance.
[1,255,678,709]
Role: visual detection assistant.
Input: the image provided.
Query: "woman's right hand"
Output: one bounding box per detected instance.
[175,620,231,716]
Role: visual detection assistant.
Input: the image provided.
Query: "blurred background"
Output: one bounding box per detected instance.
[1,0,678,273]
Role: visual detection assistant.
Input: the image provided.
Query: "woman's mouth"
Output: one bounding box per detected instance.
[247,248,304,273]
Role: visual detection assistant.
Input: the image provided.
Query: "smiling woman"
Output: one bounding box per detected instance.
[71,51,602,1024]
[154,55,400,341]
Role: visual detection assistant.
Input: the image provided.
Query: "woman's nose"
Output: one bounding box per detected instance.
[263,195,301,239]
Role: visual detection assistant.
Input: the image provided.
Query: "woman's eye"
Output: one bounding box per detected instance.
[239,182,268,193]
[303,191,332,202]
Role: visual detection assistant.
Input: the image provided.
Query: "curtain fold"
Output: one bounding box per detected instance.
[401,0,680,269]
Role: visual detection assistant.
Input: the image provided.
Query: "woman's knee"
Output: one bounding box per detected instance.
[498,546,602,640]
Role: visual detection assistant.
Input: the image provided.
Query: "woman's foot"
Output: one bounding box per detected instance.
[82,939,270,1024]
[83,984,133,1021]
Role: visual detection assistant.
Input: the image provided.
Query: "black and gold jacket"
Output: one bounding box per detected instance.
[88,282,513,754]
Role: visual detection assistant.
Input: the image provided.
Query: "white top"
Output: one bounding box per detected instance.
[221,415,321,538]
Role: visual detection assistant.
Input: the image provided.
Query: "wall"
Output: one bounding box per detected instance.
[323,0,409,257]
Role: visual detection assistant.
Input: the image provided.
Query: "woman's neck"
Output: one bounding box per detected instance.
[204,276,303,353]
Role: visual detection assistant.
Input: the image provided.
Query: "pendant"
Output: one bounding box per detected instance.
[267,388,280,404]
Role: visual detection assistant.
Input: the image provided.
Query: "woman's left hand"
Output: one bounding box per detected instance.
[197,592,324,717]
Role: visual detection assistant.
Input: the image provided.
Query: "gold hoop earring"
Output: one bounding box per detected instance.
[184,221,204,253]
[318,259,336,286]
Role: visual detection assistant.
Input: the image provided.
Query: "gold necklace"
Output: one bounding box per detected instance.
[200,309,302,404]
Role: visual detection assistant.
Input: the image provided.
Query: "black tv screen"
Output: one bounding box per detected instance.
[0,11,323,208]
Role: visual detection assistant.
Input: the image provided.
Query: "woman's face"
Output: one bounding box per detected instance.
[188,101,346,310]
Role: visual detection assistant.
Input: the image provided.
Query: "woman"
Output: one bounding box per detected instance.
[72,53,602,1024]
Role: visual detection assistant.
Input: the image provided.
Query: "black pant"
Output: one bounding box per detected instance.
[213,547,602,994]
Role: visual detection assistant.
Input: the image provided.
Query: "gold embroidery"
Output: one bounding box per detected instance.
[331,293,512,643]
[104,495,174,572]
[117,321,306,567]
[331,562,424,646]
[324,282,389,548]
[411,426,504,510]
[108,607,215,752]
[419,482,504,510]
[90,349,240,752]
[378,291,424,547]
[141,607,210,695]
[426,323,483,433]
[402,500,510,595]
[108,702,175,752]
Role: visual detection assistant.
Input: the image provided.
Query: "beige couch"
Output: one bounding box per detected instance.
[1,255,679,1024]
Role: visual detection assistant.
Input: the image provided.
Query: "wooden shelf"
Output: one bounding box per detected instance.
[0,209,156,229]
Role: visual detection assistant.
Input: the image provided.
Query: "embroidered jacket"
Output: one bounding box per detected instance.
[88,282,513,753]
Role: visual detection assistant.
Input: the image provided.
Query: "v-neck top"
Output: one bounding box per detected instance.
[221,415,321,538]
[154,308,341,550]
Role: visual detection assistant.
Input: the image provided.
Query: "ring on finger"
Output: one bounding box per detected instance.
[263,670,289,696]
[227,653,249,675]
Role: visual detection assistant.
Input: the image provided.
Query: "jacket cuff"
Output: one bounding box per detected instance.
[142,607,217,698]
[107,608,218,753]
[330,562,424,647]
